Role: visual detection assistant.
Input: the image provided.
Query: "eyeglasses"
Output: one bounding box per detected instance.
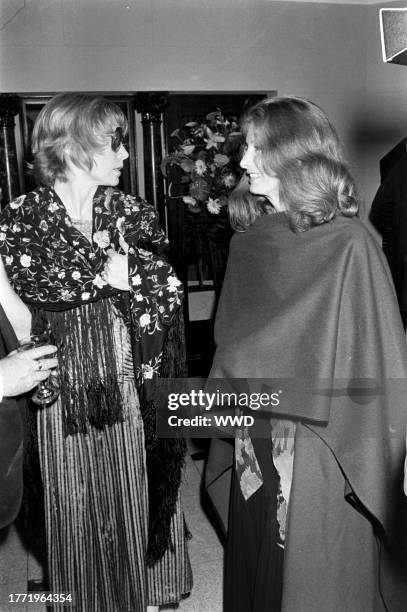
[105,127,126,152]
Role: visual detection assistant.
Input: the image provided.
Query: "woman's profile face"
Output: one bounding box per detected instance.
[240,125,283,210]
[87,131,129,187]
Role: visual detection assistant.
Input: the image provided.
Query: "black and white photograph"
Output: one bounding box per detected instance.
[0,1,407,611]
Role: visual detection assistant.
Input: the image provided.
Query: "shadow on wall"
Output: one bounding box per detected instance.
[346,111,406,211]
[349,115,402,160]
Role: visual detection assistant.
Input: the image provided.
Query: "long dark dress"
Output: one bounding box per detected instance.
[224,437,284,612]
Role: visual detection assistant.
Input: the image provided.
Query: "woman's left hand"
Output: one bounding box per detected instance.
[102,249,130,290]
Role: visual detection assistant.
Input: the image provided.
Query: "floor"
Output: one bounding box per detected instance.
[0,441,224,612]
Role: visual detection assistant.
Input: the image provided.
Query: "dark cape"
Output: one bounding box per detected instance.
[0,304,24,530]
[206,212,407,611]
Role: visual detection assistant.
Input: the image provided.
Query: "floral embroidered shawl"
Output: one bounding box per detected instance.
[0,185,186,562]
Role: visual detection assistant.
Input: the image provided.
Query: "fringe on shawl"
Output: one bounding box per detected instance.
[31,299,124,436]
[142,306,189,565]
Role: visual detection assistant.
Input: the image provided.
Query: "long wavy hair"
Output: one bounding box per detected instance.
[229,96,358,232]
[32,93,128,186]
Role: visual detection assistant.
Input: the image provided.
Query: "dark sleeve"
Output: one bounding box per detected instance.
[0,307,23,529]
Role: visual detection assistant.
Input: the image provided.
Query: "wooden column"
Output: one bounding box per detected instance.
[134,92,169,229]
[0,95,21,210]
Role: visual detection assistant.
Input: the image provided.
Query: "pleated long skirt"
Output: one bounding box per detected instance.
[38,381,148,611]
[37,382,192,611]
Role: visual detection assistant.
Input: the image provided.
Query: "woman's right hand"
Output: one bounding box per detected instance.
[102,249,130,290]
[0,346,58,398]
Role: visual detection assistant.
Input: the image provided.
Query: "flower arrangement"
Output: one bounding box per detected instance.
[161,110,243,217]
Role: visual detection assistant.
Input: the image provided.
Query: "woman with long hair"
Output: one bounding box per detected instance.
[206,96,407,611]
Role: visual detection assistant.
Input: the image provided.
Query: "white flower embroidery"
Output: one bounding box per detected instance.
[92,274,106,288]
[48,202,59,213]
[167,275,182,292]
[58,270,66,279]
[12,224,21,233]
[139,313,151,328]
[81,292,91,300]
[72,270,81,280]
[140,220,150,232]
[0,232,6,241]
[141,364,154,380]
[5,255,13,265]
[9,195,26,209]
[134,293,143,302]
[93,230,110,249]
[132,274,142,286]
[116,216,126,234]
[39,220,48,232]
[60,289,72,301]
[20,254,31,268]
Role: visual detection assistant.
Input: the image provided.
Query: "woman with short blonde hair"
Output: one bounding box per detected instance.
[0,93,192,611]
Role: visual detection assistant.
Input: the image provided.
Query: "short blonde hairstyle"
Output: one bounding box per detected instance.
[228,96,358,232]
[32,93,127,186]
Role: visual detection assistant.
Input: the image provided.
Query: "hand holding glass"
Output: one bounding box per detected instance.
[18,332,59,405]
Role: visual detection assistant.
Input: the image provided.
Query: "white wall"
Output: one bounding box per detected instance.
[0,0,381,207]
